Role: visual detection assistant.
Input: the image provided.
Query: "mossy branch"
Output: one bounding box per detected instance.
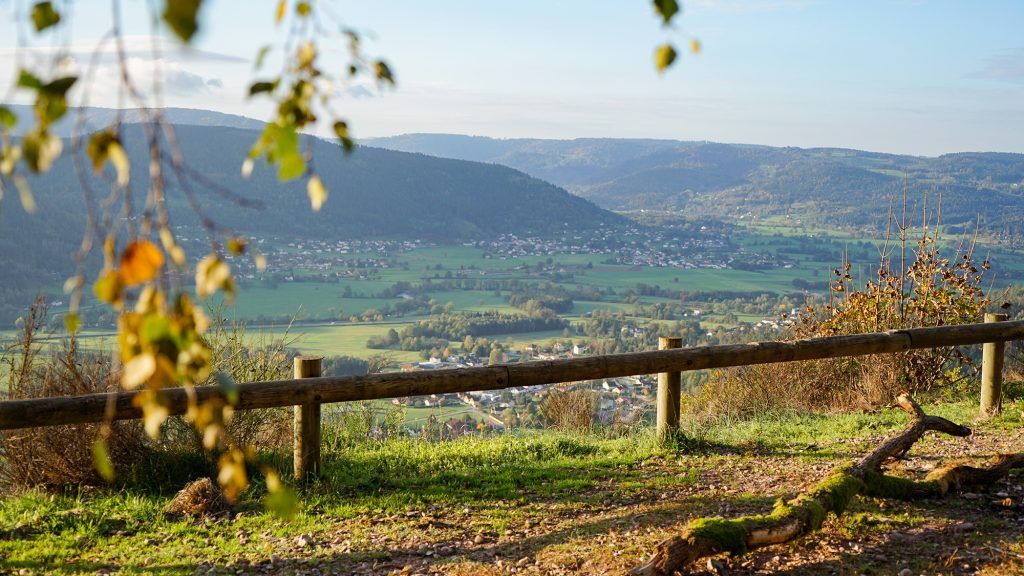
[629,396,1023,576]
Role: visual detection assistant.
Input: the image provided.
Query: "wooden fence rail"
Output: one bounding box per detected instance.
[1,318,1022,479]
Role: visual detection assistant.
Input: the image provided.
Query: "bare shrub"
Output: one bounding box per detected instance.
[541,387,596,432]
[0,300,146,490]
[691,201,989,418]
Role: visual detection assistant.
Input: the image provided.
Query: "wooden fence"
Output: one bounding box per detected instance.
[1,315,1021,479]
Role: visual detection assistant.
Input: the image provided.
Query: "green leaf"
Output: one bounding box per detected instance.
[31,1,61,32]
[254,45,271,70]
[333,121,355,153]
[265,484,299,519]
[0,106,16,130]
[653,0,680,25]
[163,0,203,43]
[248,80,278,97]
[41,76,77,96]
[17,70,42,90]
[279,150,305,181]
[92,439,115,482]
[655,43,677,73]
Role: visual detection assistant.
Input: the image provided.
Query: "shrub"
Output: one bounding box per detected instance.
[691,225,989,418]
[541,387,596,432]
[0,300,147,491]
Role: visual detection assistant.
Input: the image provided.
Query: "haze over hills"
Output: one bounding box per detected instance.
[4,104,265,138]
[367,134,1024,235]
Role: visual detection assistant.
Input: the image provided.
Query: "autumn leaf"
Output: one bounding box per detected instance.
[92,439,115,482]
[307,175,327,211]
[119,240,165,285]
[655,43,677,73]
[196,254,234,298]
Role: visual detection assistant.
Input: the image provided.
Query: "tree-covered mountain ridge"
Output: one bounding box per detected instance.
[367,134,1024,235]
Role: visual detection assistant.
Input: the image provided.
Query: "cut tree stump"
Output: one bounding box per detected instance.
[629,394,1024,576]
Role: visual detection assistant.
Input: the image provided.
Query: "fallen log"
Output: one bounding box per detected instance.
[629,395,1024,576]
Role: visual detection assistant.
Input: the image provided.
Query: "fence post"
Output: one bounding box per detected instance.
[657,337,683,440]
[293,356,323,481]
[981,313,1008,416]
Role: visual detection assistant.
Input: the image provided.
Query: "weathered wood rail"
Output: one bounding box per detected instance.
[1,318,1021,479]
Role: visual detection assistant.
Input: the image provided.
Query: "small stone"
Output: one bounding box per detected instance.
[899,569,913,576]
[518,556,530,565]
[295,534,313,548]
[474,534,486,545]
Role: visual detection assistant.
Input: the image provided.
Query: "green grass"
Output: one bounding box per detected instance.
[2,399,1021,574]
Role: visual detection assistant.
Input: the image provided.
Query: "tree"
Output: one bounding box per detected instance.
[0,0,692,507]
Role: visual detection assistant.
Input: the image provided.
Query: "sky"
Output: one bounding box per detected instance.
[1,0,1023,156]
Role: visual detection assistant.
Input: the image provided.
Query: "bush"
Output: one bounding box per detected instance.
[541,387,596,432]
[0,300,147,491]
[691,228,989,418]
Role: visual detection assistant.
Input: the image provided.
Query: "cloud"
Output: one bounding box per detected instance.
[88,57,224,97]
[969,47,1024,83]
[0,34,246,64]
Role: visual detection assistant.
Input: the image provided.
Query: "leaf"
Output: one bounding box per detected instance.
[297,42,317,69]
[653,0,680,25]
[248,80,277,97]
[333,120,355,153]
[40,76,77,96]
[14,176,36,213]
[31,2,61,31]
[227,236,248,255]
[307,175,327,211]
[240,157,255,178]
[93,269,124,304]
[0,105,16,130]
[119,240,165,285]
[22,129,62,172]
[92,439,115,482]
[163,0,203,43]
[122,352,157,389]
[87,131,130,185]
[64,312,80,334]
[140,398,170,439]
[254,253,267,271]
[296,1,311,17]
[17,70,41,90]
[264,470,299,519]
[373,60,395,85]
[276,0,287,24]
[655,43,677,73]
[196,254,233,298]
[279,150,305,181]
[690,39,702,54]
[254,46,272,72]
[218,448,249,501]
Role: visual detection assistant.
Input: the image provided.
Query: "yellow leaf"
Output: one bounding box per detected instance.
[254,253,267,272]
[140,399,169,439]
[307,175,327,211]
[240,157,254,178]
[655,43,677,73]
[92,439,115,482]
[195,255,234,299]
[108,141,130,186]
[276,0,287,23]
[119,240,165,286]
[218,448,249,501]
[15,175,36,213]
[298,42,316,69]
[690,39,702,53]
[122,352,157,389]
[93,269,124,305]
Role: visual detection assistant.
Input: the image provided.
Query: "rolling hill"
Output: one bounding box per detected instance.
[367,134,1024,234]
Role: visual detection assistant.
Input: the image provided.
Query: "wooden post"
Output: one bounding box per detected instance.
[293,356,322,481]
[981,313,1008,416]
[657,337,683,441]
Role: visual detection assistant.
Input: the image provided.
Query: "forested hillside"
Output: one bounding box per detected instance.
[368,134,1024,235]
[0,123,623,320]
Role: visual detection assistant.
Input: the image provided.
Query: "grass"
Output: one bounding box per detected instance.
[3,398,1022,575]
